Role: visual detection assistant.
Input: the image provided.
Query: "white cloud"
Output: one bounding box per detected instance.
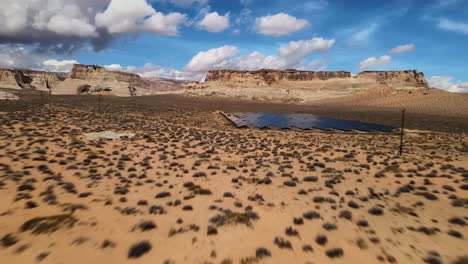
[103,37,335,81]
[222,37,335,70]
[42,59,78,72]
[141,12,186,36]
[96,0,186,36]
[105,62,206,81]
[388,44,415,54]
[95,0,155,33]
[198,12,230,33]
[279,38,335,60]
[358,55,391,71]
[0,0,102,38]
[438,18,468,35]
[254,13,309,37]
[0,1,28,34]
[45,5,97,37]
[428,76,468,93]
[184,46,239,72]
[104,64,123,71]
[0,0,186,55]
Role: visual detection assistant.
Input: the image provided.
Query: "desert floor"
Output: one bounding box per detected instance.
[0,91,467,264]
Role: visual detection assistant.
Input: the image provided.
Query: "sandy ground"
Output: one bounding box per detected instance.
[0,91,467,264]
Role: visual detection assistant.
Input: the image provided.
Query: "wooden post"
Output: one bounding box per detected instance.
[49,88,52,106]
[98,93,101,113]
[399,108,406,156]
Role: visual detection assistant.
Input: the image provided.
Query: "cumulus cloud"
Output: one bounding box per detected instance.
[215,37,335,71]
[107,37,334,81]
[104,64,123,71]
[96,0,186,36]
[0,0,188,57]
[184,46,239,72]
[42,59,78,72]
[358,55,391,71]
[105,62,206,81]
[388,44,415,54]
[428,76,468,93]
[0,0,112,54]
[254,13,309,37]
[198,12,230,33]
[438,18,468,35]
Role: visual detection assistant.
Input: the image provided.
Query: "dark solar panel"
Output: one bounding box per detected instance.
[229,112,397,132]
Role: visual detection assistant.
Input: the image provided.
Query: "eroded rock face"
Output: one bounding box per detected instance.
[69,64,141,83]
[1,64,189,97]
[205,69,428,88]
[0,69,66,90]
[190,69,430,102]
[54,64,144,97]
[357,70,429,88]
[55,65,189,96]
[205,69,352,84]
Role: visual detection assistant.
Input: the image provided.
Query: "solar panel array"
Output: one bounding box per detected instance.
[229,112,397,132]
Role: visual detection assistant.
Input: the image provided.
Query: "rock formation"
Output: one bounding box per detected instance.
[187,69,430,102]
[54,65,189,96]
[54,64,144,96]
[205,69,352,84]
[1,65,431,100]
[0,65,189,97]
[0,69,65,90]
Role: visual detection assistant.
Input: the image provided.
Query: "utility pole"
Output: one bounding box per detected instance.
[399,108,406,156]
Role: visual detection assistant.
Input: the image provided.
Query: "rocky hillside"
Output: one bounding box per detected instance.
[54,64,145,96]
[0,69,66,90]
[1,66,431,100]
[0,64,188,97]
[141,77,190,93]
[187,69,430,102]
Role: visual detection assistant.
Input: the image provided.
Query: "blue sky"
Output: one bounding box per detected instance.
[0,0,467,91]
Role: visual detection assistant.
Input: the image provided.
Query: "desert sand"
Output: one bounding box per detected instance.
[0,91,467,264]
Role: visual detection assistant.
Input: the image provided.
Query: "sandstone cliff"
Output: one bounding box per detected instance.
[1,64,188,97]
[54,64,145,96]
[54,65,189,96]
[187,69,430,102]
[0,69,65,90]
